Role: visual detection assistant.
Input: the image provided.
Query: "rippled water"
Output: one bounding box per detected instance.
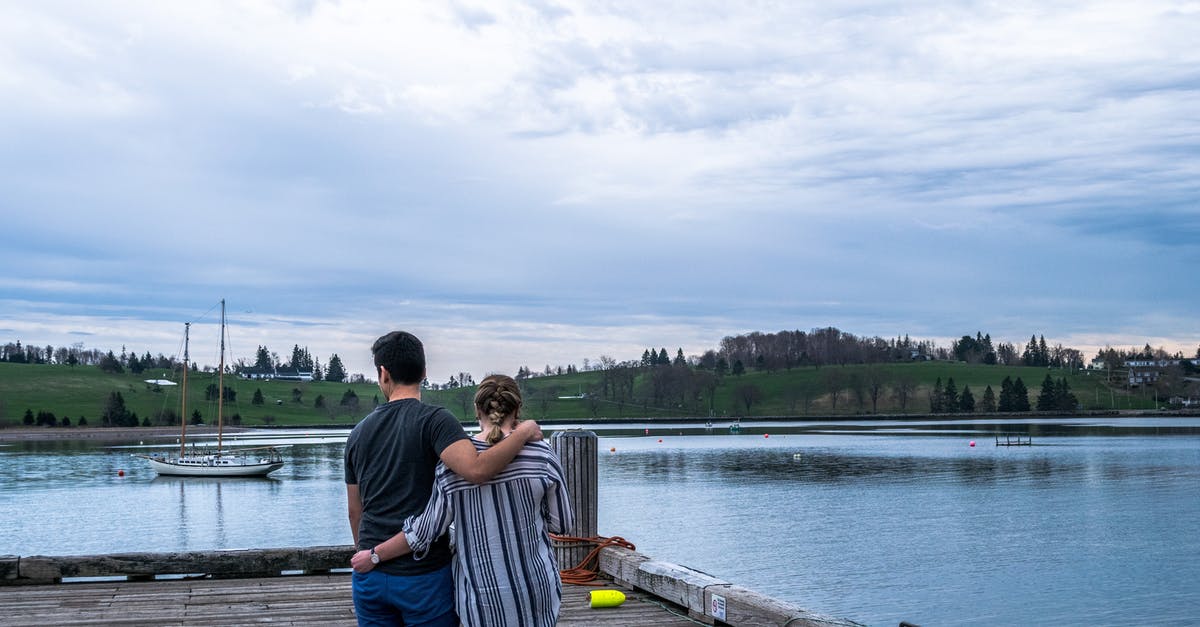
[2,418,1198,626]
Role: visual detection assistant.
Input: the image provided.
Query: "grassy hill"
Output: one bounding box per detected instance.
[0,360,1158,430]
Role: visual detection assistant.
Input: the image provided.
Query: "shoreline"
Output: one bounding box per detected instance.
[0,425,252,442]
[2,409,1192,442]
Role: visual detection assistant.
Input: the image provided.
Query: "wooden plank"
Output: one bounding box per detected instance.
[0,556,17,581]
[14,546,353,582]
[599,544,653,587]
[0,574,706,627]
[636,559,728,612]
[600,546,865,627]
[714,584,863,627]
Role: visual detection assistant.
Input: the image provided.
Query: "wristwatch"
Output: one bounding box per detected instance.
[370,548,380,565]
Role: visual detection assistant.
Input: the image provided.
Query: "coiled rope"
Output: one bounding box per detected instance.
[550,534,637,585]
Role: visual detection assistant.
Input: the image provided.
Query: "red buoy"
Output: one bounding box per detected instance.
[117,469,125,477]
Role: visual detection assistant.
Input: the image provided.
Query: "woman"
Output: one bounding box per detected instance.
[351,374,574,627]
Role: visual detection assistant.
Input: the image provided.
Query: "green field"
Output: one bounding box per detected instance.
[0,360,1159,429]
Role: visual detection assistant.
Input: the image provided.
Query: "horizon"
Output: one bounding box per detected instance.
[3,321,1195,383]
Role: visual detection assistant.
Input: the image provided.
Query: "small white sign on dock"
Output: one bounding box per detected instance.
[710,593,727,621]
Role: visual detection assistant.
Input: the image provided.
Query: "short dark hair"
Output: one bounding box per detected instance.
[371,331,425,385]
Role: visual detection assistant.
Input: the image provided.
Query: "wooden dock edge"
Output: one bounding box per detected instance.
[599,545,865,627]
[0,545,353,585]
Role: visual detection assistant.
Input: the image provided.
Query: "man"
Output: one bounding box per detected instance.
[345,331,543,626]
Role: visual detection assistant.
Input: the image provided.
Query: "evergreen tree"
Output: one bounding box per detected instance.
[1054,378,1079,411]
[657,348,670,365]
[252,388,265,405]
[23,409,34,425]
[731,359,745,376]
[1012,378,1031,411]
[959,385,975,412]
[102,391,130,426]
[325,354,347,383]
[998,376,1015,412]
[78,416,87,426]
[1036,374,1058,411]
[340,388,359,407]
[254,345,272,370]
[99,350,124,374]
[314,394,325,409]
[981,385,997,412]
[943,378,959,413]
[641,350,653,367]
[674,348,686,366]
[190,410,203,425]
[312,359,323,381]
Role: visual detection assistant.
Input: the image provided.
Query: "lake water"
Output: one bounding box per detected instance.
[1,417,1198,626]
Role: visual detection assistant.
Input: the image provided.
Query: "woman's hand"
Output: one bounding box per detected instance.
[350,549,376,573]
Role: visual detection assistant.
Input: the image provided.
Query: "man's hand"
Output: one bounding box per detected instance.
[516,420,543,442]
[350,549,376,573]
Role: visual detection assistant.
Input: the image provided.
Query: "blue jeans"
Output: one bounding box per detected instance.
[352,564,457,627]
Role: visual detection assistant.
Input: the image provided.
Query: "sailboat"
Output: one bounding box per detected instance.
[140,300,285,477]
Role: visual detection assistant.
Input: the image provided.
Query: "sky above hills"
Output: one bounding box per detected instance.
[1,1,1197,382]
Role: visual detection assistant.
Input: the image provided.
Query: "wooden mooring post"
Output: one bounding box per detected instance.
[550,429,598,569]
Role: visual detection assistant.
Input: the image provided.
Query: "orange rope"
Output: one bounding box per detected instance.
[551,534,636,585]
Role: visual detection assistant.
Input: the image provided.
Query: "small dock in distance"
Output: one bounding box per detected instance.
[995,434,1032,446]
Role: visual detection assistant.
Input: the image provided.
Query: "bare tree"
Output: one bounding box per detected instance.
[865,366,887,413]
[822,368,847,410]
[892,373,917,412]
[735,384,762,413]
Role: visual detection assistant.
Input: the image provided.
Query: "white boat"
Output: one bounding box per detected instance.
[144,449,284,477]
[139,300,285,477]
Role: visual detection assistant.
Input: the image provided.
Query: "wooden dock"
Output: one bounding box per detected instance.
[0,432,866,626]
[0,573,704,626]
[0,545,861,626]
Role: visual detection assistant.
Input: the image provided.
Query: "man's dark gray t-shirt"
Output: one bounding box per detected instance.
[344,398,468,575]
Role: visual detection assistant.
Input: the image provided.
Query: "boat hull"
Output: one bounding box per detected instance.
[145,455,284,477]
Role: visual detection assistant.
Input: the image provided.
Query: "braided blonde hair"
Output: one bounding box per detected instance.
[473,374,522,445]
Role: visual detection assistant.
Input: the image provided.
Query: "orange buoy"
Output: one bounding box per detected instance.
[609,447,616,453]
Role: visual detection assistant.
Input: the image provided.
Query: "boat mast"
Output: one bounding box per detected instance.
[179,322,190,458]
[217,299,225,455]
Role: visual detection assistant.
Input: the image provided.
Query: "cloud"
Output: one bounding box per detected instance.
[0,0,1196,380]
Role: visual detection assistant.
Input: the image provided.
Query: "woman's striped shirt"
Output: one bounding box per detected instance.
[404,439,574,627]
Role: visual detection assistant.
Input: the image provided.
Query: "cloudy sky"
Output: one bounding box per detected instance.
[1,0,1197,382]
